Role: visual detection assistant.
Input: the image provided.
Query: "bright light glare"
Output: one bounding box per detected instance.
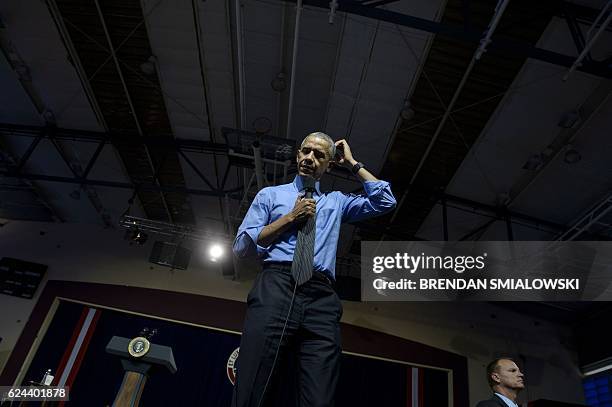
[209,244,224,261]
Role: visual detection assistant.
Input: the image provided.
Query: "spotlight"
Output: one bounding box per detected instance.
[208,244,224,262]
[252,117,272,134]
[522,154,543,171]
[130,230,148,245]
[400,101,415,121]
[558,110,580,129]
[564,147,581,164]
[140,56,157,75]
[271,72,287,92]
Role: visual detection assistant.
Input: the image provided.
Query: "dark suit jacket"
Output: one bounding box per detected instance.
[475,394,510,407]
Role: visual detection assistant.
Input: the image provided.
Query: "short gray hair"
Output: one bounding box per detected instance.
[300,132,336,159]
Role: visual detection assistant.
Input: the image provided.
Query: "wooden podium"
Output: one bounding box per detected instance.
[106,336,177,407]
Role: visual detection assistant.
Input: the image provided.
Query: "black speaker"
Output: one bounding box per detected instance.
[0,257,47,298]
[149,241,192,270]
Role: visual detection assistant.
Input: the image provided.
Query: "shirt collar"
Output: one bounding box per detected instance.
[293,175,321,196]
[494,393,518,407]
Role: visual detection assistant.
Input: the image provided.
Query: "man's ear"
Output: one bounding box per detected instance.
[491,372,501,384]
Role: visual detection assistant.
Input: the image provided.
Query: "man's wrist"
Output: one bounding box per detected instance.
[344,158,357,168]
[285,212,296,224]
[350,161,365,175]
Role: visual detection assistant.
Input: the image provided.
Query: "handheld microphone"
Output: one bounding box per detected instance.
[302,176,316,199]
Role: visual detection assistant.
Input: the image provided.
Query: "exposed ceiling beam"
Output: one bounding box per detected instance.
[233,0,246,128]
[0,123,227,153]
[191,0,226,231]
[46,0,110,129]
[0,171,226,197]
[6,122,603,239]
[285,0,303,139]
[281,0,612,78]
[92,0,172,222]
[384,0,511,238]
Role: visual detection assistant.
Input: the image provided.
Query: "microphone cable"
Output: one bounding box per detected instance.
[256,279,298,407]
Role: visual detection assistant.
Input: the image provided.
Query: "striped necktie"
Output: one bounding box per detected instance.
[291,186,316,286]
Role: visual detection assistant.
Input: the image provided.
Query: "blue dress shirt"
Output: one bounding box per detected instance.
[233,175,397,279]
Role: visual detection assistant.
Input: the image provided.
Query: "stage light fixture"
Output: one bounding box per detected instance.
[140,56,157,75]
[400,104,415,121]
[253,116,272,134]
[271,72,287,92]
[558,110,580,128]
[208,244,224,262]
[131,230,148,245]
[522,154,543,171]
[564,147,581,164]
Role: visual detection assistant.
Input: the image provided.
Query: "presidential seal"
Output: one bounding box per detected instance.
[227,347,239,385]
[128,336,151,358]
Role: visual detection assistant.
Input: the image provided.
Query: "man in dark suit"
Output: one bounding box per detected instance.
[476,358,525,407]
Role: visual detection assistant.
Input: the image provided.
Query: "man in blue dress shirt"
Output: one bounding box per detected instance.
[232,132,396,407]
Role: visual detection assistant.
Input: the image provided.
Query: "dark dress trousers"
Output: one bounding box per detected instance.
[231,264,342,407]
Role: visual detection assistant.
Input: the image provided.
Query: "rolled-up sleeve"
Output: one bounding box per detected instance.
[341,180,397,222]
[233,190,271,258]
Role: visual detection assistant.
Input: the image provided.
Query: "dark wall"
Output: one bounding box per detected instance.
[1,280,469,406]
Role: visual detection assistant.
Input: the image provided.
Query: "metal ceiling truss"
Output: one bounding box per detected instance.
[4,123,604,242]
[190,0,226,231]
[0,123,228,196]
[357,191,612,246]
[283,0,612,78]
[120,215,230,242]
[93,0,172,223]
[49,0,195,224]
[562,3,592,62]
[344,0,573,245]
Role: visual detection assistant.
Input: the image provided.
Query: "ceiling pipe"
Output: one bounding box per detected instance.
[285,0,303,139]
[46,0,109,130]
[328,0,339,24]
[252,141,265,190]
[564,6,612,81]
[234,0,246,128]
[585,1,612,40]
[275,3,289,138]
[321,14,347,131]
[384,0,511,235]
[329,20,379,193]
[192,0,226,236]
[93,0,173,222]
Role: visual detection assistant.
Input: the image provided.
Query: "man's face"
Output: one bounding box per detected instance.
[493,359,525,391]
[296,136,332,180]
